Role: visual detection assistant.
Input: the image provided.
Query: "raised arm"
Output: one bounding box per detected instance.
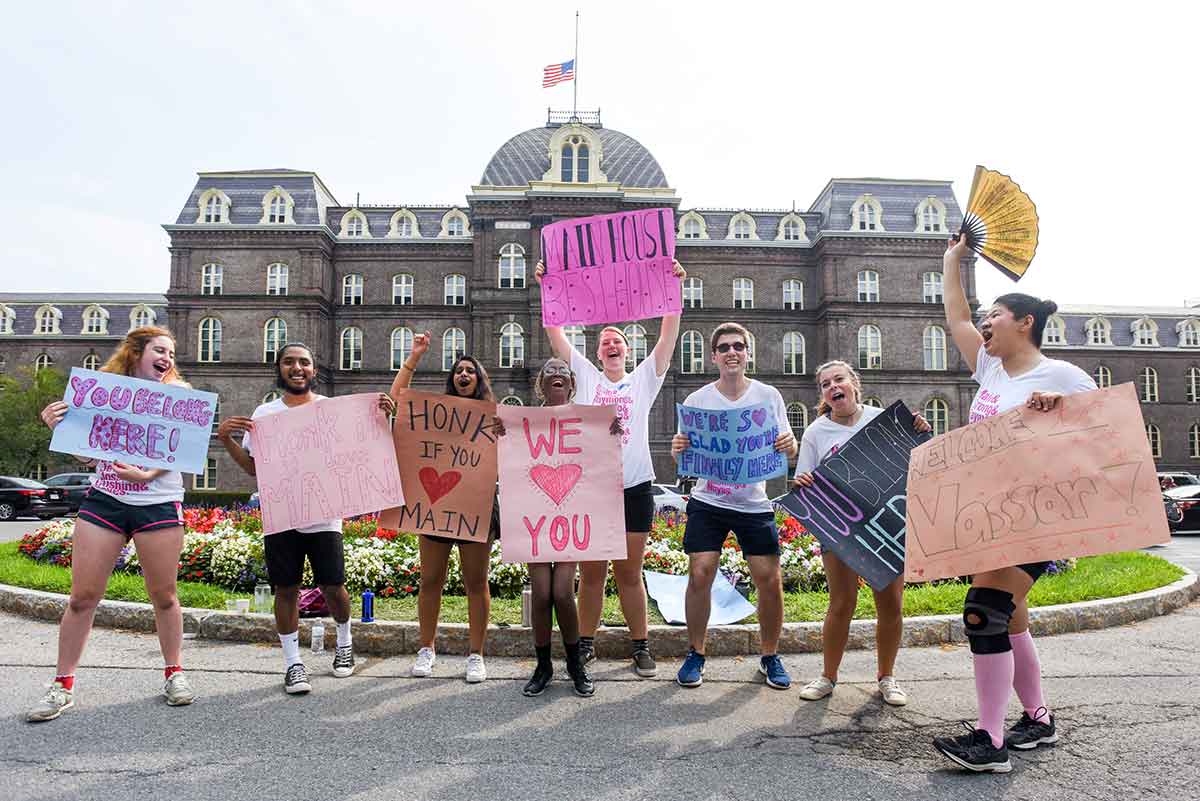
[389,329,431,399]
[651,260,687,376]
[942,236,984,373]
[534,261,574,361]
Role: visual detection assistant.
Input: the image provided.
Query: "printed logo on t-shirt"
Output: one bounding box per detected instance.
[592,386,634,446]
[704,481,745,498]
[969,388,1001,423]
[93,461,148,497]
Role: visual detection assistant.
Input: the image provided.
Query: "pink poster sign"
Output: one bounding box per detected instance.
[904,383,1170,582]
[497,404,627,564]
[539,207,680,327]
[250,394,404,536]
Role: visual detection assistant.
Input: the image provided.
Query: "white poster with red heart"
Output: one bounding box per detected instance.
[496,403,627,564]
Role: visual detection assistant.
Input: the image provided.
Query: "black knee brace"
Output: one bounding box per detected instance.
[962,587,1015,655]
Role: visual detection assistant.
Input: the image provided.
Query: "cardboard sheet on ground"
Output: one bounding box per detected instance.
[539,208,680,327]
[676,402,788,484]
[49,368,217,474]
[904,383,1170,582]
[496,404,626,563]
[643,570,756,625]
[379,390,498,543]
[251,394,403,536]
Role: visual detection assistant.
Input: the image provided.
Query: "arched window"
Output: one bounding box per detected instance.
[924,399,949,436]
[858,325,882,370]
[783,332,806,375]
[1086,317,1111,345]
[862,396,884,409]
[577,143,590,182]
[915,197,946,233]
[563,325,586,353]
[1190,423,1200,459]
[501,396,524,406]
[923,325,947,371]
[681,330,703,374]
[499,323,524,368]
[851,194,885,231]
[263,318,287,363]
[340,327,363,370]
[680,215,706,240]
[745,332,757,375]
[782,279,803,311]
[388,209,420,238]
[556,134,596,183]
[1094,365,1112,388]
[444,274,466,305]
[392,273,413,305]
[727,213,757,240]
[499,243,526,289]
[390,327,414,371]
[203,194,224,223]
[441,210,469,237]
[34,353,53,371]
[1179,319,1200,348]
[1187,367,1200,403]
[35,305,61,334]
[683,277,703,309]
[857,270,880,302]
[1141,367,1159,402]
[623,324,648,370]
[0,303,13,334]
[1133,318,1159,347]
[201,264,223,296]
[267,263,288,296]
[343,274,364,305]
[262,391,282,404]
[561,143,574,183]
[198,318,222,363]
[129,305,156,329]
[777,214,807,243]
[340,210,370,238]
[733,278,754,309]
[1043,315,1066,346]
[261,187,294,225]
[82,305,108,335]
[442,328,466,371]
[922,272,943,304]
[210,396,221,436]
[787,402,809,436]
[82,353,100,370]
[196,188,230,224]
[1146,423,1162,459]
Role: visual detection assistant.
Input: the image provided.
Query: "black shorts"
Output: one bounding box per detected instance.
[264,530,346,588]
[683,498,779,556]
[623,481,655,533]
[77,490,183,540]
[1018,561,1051,581]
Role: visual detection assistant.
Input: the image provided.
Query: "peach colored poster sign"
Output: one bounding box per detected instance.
[904,383,1169,582]
[497,404,626,564]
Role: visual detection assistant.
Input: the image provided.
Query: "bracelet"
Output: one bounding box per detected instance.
[400,364,414,372]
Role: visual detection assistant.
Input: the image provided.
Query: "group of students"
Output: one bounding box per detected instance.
[27,238,1096,774]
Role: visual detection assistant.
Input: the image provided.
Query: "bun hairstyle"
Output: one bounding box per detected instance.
[994,293,1059,348]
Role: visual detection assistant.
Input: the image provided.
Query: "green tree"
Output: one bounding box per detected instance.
[0,367,68,476]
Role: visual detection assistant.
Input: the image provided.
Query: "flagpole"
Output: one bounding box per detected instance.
[573,10,579,118]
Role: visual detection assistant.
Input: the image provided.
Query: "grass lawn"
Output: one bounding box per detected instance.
[0,541,1183,624]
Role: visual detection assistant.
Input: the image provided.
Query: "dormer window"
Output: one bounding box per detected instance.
[726,212,758,241]
[775,213,808,243]
[851,194,886,231]
[196,188,231,224]
[260,186,295,224]
[1179,319,1200,348]
[0,304,14,334]
[340,209,371,238]
[82,305,109,335]
[678,211,708,240]
[561,136,591,183]
[389,209,421,238]
[1132,318,1159,347]
[440,209,470,237]
[914,197,947,233]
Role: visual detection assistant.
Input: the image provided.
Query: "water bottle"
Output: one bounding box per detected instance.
[521,583,532,627]
[361,589,375,623]
[311,622,325,653]
[254,583,271,613]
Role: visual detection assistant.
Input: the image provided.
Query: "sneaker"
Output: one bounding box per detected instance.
[933,723,1012,773]
[631,647,657,678]
[676,649,706,687]
[878,675,908,706]
[567,655,595,698]
[163,672,195,706]
[1006,708,1058,750]
[578,641,596,667]
[799,676,836,701]
[284,663,311,695]
[523,663,553,697]
[332,645,355,678]
[758,655,791,690]
[26,682,74,722]
[465,653,487,684]
[411,647,436,677]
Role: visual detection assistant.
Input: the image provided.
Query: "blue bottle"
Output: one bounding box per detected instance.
[361,589,375,623]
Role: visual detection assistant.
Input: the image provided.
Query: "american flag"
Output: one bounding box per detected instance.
[542,59,575,88]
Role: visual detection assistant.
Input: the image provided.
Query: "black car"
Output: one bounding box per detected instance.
[1164,485,1200,533]
[0,476,73,521]
[43,471,94,512]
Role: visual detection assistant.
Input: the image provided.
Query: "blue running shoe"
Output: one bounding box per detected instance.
[759,654,791,689]
[676,649,706,687]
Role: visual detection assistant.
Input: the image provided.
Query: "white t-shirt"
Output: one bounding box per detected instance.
[969,344,1096,422]
[570,349,665,488]
[244,395,344,534]
[682,379,791,514]
[90,460,184,506]
[794,405,884,477]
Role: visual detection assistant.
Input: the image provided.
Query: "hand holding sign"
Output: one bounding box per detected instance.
[675,402,789,484]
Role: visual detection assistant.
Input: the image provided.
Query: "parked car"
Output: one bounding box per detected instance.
[651,483,688,514]
[1164,485,1200,532]
[1158,471,1199,489]
[43,471,94,512]
[1164,494,1184,533]
[0,476,73,521]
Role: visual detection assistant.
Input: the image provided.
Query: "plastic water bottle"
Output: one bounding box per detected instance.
[521,583,532,627]
[311,622,325,653]
[361,589,375,623]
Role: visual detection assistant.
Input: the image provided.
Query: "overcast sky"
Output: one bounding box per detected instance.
[3,1,1194,309]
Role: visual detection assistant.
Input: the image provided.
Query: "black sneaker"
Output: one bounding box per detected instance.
[331,645,355,678]
[284,663,311,695]
[522,664,553,697]
[1006,709,1058,750]
[933,723,1012,773]
[631,647,657,678]
[567,660,595,697]
[578,641,596,667]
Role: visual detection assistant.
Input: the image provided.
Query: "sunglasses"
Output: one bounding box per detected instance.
[715,342,747,353]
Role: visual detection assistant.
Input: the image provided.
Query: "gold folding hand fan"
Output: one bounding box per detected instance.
[959,166,1039,281]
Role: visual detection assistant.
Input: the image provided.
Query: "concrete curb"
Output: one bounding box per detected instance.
[2,568,1195,658]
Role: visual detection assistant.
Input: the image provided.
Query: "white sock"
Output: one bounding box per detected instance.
[336,621,352,648]
[279,631,302,668]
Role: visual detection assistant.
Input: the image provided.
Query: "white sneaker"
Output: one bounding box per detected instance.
[878,675,908,706]
[411,647,436,677]
[465,653,487,684]
[799,676,836,701]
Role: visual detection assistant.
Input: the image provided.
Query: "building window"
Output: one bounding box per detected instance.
[915,197,946,233]
[28,464,47,481]
[389,209,420,238]
[857,270,880,303]
[204,195,224,223]
[787,402,809,437]
[851,194,885,231]
[726,212,757,241]
[197,189,230,224]
[343,274,364,305]
[263,391,282,404]
[1086,317,1111,345]
[499,323,524,368]
[858,325,882,370]
[501,396,524,406]
[1179,320,1200,348]
[563,325,586,353]
[1190,423,1200,459]
[341,210,370,238]
[923,325,947,371]
[1132,318,1158,347]
[83,353,100,370]
[390,327,414,371]
[444,274,466,305]
[863,396,884,408]
[198,318,222,362]
[745,332,757,375]
[34,353,53,371]
[210,396,220,436]
[442,210,469,237]
[340,327,363,370]
[1141,367,1159,402]
[35,305,61,334]
[681,330,703,374]
[783,332,806,375]
[1187,367,1200,403]
[1043,315,1066,346]
[623,324,648,370]
[924,399,949,436]
[681,216,704,239]
[82,305,108,335]
[1146,424,1162,459]
[129,305,156,328]
[392,274,413,305]
[733,278,754,310]
[782,279,803,310]
[499,243,526,288]
[201,264,223,296]
[558,136,593,183]
[778,215,806,242]
[193,458,218,490]
[732,219,752,239]
[561,143,574,182]
[267,263,289,296]
[261,187,294,225]
[0,304,13,334]
[263,318,287,363]
[922,272,943,304]
[442,328,466,371]
[1094,365,1112,388]
[683,277,703,309]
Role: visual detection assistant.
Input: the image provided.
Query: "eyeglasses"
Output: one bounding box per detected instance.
[715,342,747,353]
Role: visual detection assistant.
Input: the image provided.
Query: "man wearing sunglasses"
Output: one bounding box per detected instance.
[670,322,798,690]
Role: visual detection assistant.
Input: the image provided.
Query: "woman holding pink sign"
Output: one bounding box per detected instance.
[29,326,195,721]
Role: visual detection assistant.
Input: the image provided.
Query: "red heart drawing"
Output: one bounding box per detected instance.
[419,467,462,504]
[751,408,767,427]
[530,463,583,506]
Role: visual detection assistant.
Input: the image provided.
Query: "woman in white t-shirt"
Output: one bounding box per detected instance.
[30,327,196,722]
[792,360,930,708]
[932,237,1097,773]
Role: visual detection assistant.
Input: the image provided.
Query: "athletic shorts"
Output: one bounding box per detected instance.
[264,530,346,588]
[77,490,183,540]
[683,498,779,557]
[1018,561,1051,581]
[623,481,655,533]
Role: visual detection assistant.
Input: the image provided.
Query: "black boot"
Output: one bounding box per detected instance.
[565,641,595,697]
[523,646,553,697]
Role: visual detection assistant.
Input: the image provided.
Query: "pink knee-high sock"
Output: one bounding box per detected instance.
[973,651,1014,748]
[1009,630,1049,719]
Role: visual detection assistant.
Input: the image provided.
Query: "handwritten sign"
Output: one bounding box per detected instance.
[540,208,680,327]
[379,390,498,542]
[904,383,1170,582]
[775,402,930,591]
[48,368,216,474]
[251,394,403,536]
[497,404,626,563]
[676,402,788,484]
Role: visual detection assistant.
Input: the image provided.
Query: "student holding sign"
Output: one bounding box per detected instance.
[671,322,798,690]
[932,237,1096,773]
[30,327,196,721]
[388,332,500,684]
[535,258,686,678]
[792,361,930,707]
